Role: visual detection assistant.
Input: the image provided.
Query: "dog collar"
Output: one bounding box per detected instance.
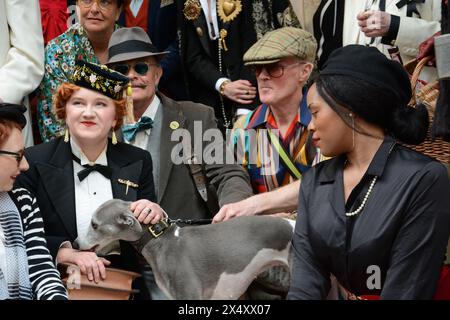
[131,219,171,253]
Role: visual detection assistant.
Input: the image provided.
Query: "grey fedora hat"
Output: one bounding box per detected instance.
[107,27,169,64]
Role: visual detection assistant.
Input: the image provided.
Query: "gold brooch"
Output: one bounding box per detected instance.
[217,0,242,23]
[183,0,201,21]
[118,179,139,195]
[219,29,228,51]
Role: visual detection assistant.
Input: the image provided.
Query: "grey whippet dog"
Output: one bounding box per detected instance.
[74,199,294,300]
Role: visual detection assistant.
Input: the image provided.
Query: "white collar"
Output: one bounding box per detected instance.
[199,0,219,40]
[70,139,108,166]
[138,95,160,135]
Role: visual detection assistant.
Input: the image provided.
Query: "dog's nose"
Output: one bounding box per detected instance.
[72,240,80,250]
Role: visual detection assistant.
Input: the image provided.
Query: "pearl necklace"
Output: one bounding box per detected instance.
[345,141,396,218]
[345,175,378,217]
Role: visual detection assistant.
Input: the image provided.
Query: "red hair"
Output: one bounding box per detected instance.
[0,119,22,148]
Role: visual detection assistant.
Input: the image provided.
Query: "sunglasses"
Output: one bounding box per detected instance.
[252,62,305,78]
[111,62,158,76]
[78,0,114,10]
[0,149,25,166]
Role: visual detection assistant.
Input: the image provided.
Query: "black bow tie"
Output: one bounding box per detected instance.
[72,154,112,182]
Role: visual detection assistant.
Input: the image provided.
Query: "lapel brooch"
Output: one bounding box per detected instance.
[118,179,139,195]
[217,0,242,23]
[183,0,201,21]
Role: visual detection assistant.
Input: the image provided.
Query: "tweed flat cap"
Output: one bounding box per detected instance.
[107,27,169,64]
[243,27,317,65]
[0,103,27,128]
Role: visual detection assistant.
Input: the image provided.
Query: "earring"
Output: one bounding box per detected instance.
[351,116,355,150]
[64,128,70,143]
[112,130,118,145]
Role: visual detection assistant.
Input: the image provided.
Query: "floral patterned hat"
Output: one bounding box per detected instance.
[71,60,130,100]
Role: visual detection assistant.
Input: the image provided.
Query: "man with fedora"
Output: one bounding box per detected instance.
[106,27,254,298]
[213,27,322,225]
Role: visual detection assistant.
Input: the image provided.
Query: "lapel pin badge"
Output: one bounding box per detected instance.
[118,179,139,195]
[170,121,179,130]
[196,27,203,37]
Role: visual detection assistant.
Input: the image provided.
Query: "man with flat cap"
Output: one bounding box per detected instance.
[106,27,254,299]
[213,27,322,223]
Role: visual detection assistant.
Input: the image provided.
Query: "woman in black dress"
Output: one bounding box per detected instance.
[288,45,450,300]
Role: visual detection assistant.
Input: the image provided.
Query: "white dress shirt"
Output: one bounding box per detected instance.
[125,95,160,149]
[70,139,119,255]
[199,0,219,40]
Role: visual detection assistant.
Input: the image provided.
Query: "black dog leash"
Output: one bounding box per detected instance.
[168,218,212,225]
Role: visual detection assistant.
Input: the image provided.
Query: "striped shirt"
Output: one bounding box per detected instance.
[232,93,324,194]
[0,188,67,300]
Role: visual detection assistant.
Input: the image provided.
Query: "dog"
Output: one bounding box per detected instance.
[74,199,295,300]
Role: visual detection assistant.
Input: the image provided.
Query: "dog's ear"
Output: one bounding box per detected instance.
[115,212,142,233]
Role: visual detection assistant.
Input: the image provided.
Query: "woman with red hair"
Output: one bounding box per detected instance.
[16,60,164,299]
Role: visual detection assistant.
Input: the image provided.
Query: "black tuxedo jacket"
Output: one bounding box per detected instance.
[15,138,155,274]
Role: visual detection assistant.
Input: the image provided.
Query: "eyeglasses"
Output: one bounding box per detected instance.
[78,0,114,10]
[111,62,158,76]
[0,149,25,166]
[252,62,305,78]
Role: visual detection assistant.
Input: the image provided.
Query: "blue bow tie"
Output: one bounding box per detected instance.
[122,116,154,142]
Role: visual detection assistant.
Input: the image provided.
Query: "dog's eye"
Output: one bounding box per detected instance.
[91,222,98,230]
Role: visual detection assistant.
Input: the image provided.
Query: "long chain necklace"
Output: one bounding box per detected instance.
[218,43,231,128]
[345,142,396,218]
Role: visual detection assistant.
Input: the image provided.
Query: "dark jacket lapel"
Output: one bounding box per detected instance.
[107,140,144,201]
[192,12,211,55]
[319,156,346,221]
[36,139,77,239]
[158,94,186,201]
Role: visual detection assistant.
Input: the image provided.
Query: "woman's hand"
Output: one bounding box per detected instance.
[57,248,111,283]
[130,199,166,225]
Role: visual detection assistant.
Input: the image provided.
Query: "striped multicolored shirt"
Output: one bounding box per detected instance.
[231,93,324,194]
